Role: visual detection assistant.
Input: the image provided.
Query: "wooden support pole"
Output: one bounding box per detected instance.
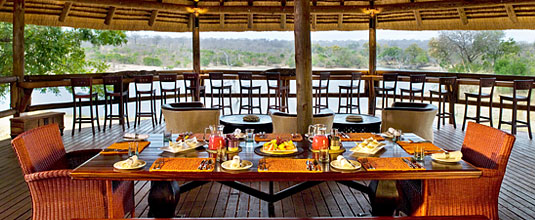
[149,10,158,26]
[281,0,287,7]
[192,14,201,101]
[413,10,422,26]
[12,0,24,115]
[457,8,468,25]
[280,14,286,29]
[505,4,518,23]
[294,0,312,134]
[0,0,6,7]
[59,1,72,22]
[248,13,253,29]
[104,6,116,25]
[367,8,377,115]
[311,14,316,30]
[220,14,225,27]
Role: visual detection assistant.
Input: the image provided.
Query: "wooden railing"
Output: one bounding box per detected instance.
[0,76,19,118]
[7,69,535,116]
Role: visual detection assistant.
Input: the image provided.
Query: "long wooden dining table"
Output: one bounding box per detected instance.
[71,133,482,218]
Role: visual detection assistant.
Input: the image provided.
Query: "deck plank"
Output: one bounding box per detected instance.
[0,119,533,219]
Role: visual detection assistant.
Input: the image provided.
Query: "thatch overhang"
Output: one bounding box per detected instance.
[0,0,534,32]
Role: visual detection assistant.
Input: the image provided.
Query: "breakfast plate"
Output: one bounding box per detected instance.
[221,160,253,171]
[113,159,146,170]
[330,159,361,170]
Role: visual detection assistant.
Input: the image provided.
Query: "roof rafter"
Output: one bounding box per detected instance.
[504,4,518,23]
[104,6,116,25]
[58,1,72,22]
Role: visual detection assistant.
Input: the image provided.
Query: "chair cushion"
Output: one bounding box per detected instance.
[387,102,437,111]
[162,102,205,110]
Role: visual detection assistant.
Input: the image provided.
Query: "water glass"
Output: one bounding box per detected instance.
[319,145,330,163]
[413,144,424,161]
[245,129,255,142]
[128,142,139,156]
[163,131,172,145]
[216,146,227,162]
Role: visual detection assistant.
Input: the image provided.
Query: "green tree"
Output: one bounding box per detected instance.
[0,23,127,95]
[143,57,163,66]
[379,46,403,66]
[404,44,428,68]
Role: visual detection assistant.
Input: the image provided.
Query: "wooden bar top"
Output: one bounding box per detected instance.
[70,133,481,182]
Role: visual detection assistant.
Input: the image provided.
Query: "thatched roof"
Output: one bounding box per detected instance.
[1,0,535,32]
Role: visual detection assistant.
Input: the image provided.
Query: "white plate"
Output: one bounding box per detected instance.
[123,134,149,140]
[113,160,146,170]
[221,160,253,171]
[431,154,462,163]
[160,141,203,153]
[350,145,384,155]
[330,159,361,170]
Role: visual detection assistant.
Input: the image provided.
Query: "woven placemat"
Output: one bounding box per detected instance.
[100,141,150,155]
[149,158,214,172]
[358,157,425,171]
[258,158,322,173]
[397,141,444,155]
[255,133,303,142]
[341,133,385,142]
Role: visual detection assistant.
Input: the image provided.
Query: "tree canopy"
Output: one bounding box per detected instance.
[0,23,127,95]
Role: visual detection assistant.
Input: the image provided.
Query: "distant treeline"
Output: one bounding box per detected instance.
[87,31,535,76]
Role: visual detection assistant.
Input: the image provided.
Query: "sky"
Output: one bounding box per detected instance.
[131,30,535,43]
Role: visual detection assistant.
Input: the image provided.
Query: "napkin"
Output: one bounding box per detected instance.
[433,151,462,160]
[124,133,149,139]
[336,155,354,169]
[120,155,139,169]
[184,137,199,148]
[230,156,241,168]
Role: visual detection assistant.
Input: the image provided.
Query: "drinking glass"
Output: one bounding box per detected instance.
[319,145,330,163]
[128,142,139,156]
[163,131,172,146]
[413,144,424,161]
[330,129,341,151]
[245,129,255,142]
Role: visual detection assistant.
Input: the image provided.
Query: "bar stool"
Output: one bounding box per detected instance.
[430,76,457,130]
[209,72,233,115]
[498,80,533,139]
[313,72,331,113]
[159,73,180,124]
[70,77,100,135]
[462,77,495,131]
[375,73,398,111]
[400,74,426,102]
[103,76,130,131]
[338,72,362,114]
[266,72,289,112]
[134,75,157,128]
[238,72,262,114]
[183,72,206,103]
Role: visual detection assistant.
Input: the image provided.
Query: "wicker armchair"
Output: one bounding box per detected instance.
[11,124,134,220]
[398,122,516,220]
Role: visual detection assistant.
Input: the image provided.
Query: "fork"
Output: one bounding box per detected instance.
[361,158,375,170]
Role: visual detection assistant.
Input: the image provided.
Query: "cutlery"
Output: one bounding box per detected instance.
[306,160,312,171]
[346,159,358,168]
[361,158,375,170]
[153,161,161,170]
[198,159,206,170]
[102,149,128,152]
[402,158,416,169]
[207,159,213,170]
[313,159,320,171]
[409,158,424,169]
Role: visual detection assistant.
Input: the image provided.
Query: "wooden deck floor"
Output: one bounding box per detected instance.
[0,119,533,219]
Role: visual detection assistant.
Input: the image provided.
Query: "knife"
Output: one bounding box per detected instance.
[410,158,424,169]
[198,159,206,170]
[313,159,320,171]
[402,158,416,169]
[306,160,312,171]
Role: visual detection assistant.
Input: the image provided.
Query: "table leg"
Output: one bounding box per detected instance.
[268,181,274,217]
[148,181,180,218]
[368,180,399,216]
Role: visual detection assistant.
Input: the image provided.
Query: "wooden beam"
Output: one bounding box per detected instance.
[70,0,535,15]
[368,14,377,115]
[149,10,158,26]
[247,0,253,6]
[505,4,518,23]
[192,14,200,101]
[220,0,225,6]
[340,0,344,6]
[0,0,6,8]
[219,14,224,27]
[457,8,468,25]
[294,0,312,134]
[280,14,286,29]
[338,14,343,28]
[104,6,116,25]
[311,14,316,30]
[12,0,24,115]
[281,0,287,7]
[59,1,72,22]
[413,10,422,26]
[312,0,317,6]
[248,13,253,29]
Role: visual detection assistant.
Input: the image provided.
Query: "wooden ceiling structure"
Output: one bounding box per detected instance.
[0,0,535,32]
[5,0,535,132]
